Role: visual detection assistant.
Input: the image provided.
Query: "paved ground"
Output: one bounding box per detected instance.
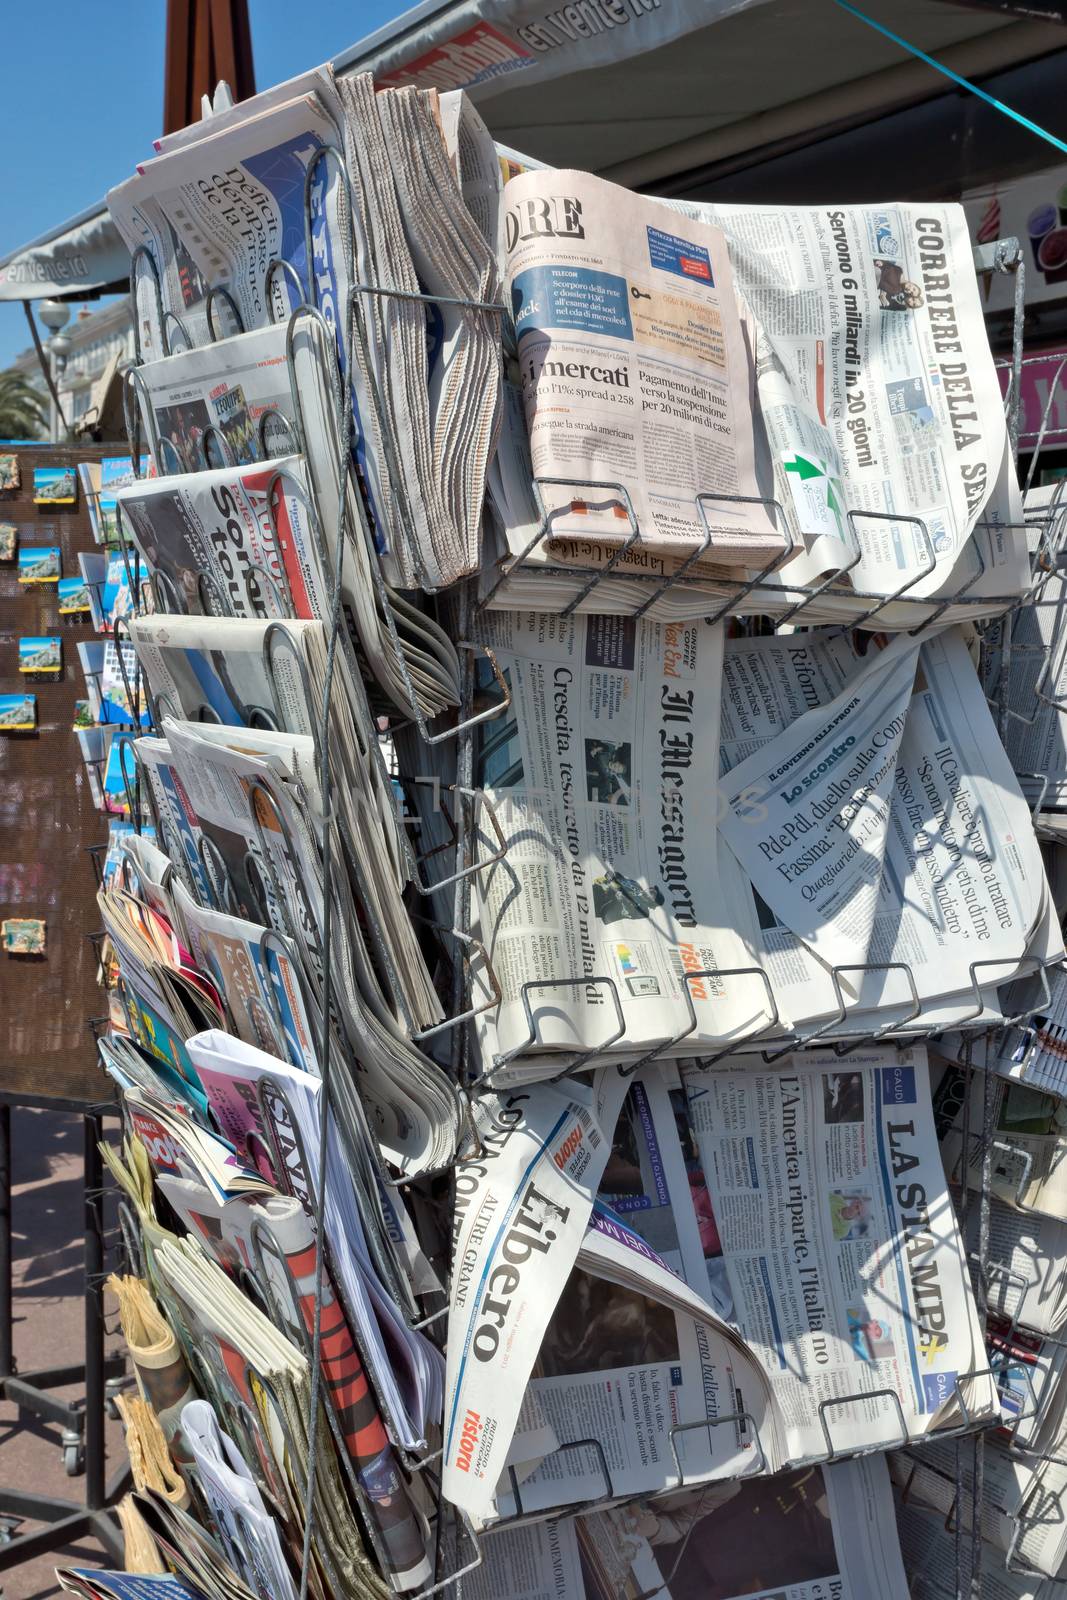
[0,1108,126,1600]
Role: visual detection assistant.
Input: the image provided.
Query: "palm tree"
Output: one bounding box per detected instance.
[0,370,47,440]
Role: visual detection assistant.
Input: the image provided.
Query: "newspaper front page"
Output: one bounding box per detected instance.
[491,189,1013,608]
[679,1047,995,1462]
[718,627,1050,1021]
[443,1072,779,1525]
[118,458,320,625]
[503,169,775,564]
[668,198,1008,600]
[468,610,772,1070]
[133,324,299,475]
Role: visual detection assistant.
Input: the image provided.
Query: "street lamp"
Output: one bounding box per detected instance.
[38,299,71,441]
[38,299,70,336]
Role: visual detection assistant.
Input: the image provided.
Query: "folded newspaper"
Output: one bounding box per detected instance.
[485,175,1029,627]
[465,612,1058,1081]
[443,1045,997,1525]
[461,1453,909,1600]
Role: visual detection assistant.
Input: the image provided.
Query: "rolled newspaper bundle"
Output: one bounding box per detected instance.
[107,1274,197,1463]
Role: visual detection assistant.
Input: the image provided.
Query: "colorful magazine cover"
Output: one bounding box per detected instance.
[58,576,91,614]
[100,456,146,525]
[18,636,61,673]
[78,552,107,628]
[0,523,16,561]
[101,552,136,630]
[32,466,77,505]
[18,546,60,584]
[0,694,36,731]
[1,919,45,956]
[81,457,148,542]
[103,732,138,815]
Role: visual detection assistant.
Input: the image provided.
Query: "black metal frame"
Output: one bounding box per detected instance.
[0,1092,129,1571]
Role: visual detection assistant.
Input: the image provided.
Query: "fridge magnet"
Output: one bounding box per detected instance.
[18,636,62,673]
[0,694,36,731]
[72,699,94,730]
[33,466,77,505]
[0,455,19,492]
[17,546,60,584]
[0,523,15,560]
[58,576,91,614]
[1,919,46,956]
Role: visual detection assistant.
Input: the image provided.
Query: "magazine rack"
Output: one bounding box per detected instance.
[111,193,1052,1600]
[0,1092,129,1571]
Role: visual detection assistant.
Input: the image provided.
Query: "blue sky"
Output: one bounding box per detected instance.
[0,0,410,370]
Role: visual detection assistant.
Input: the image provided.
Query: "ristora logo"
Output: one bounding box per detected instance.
[454,1409,483,1474]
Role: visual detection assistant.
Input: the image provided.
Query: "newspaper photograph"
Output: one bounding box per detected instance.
[934,1052,1067,1223]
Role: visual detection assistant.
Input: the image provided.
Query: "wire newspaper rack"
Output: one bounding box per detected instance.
[102,194,1066,1600]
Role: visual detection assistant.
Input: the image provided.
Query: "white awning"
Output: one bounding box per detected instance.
[0,202,129,303]
[0,0,1062,302]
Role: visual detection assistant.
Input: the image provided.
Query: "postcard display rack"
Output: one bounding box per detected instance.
[0,443,131,1570]
[99,188,1067,1600]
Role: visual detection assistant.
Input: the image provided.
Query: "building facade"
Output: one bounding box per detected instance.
[8,298,133,440]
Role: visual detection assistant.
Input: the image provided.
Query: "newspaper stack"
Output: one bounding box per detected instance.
[108,64,502,596]
[891,1435,1067,1585]
[117,717,462,1173]
[483,169,1035,630]
[118,344,462,721]
[442,1046,997,1526]
[464,613,1061,1082]
[98,1082,437,1595]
